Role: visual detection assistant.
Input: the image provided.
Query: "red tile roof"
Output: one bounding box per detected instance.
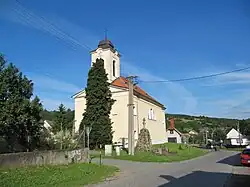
[111,77,165,109]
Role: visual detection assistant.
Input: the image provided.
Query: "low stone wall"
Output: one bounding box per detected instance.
[0,149,89,167]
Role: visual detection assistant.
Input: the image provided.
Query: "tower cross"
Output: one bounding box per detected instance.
[104,29,108,40]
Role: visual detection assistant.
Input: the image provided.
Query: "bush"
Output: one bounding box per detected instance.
[178,145,183,150]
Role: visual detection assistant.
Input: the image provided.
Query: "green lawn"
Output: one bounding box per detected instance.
[0,163,119,187]
[221,147,245,152]
[92,143,208,163]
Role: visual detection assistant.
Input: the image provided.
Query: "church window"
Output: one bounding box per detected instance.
[148,108,156,120]
[113,60,116,77]
[133,105,137,116]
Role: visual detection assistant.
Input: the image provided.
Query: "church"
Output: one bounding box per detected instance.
[73,39,168,145]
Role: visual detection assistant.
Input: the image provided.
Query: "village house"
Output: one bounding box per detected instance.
[224,128,250,147]
[73,39,168,146]
[188,130,198,136]
[166,118,182,143]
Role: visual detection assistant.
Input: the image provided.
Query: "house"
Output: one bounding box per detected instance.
[188,130,198,136]
[73,39,168,146]
[43,120,54,135]
[224,128,250,147]
[166,118,182,143]
[44,120,52,130]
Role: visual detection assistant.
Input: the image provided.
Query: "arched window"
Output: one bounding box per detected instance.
[133,105,137,116]
[148,109,156,120]
[113,60,116,77]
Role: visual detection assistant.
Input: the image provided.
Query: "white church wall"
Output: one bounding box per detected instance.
[166,129,182,143]
[135,96,167,145]
[91,48,120,82]
[110,90,129,144]
[74,92,86,132]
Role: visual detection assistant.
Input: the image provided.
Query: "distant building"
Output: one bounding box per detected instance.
[224,128,250,147]
[188,130,198,136]
[166,118,182,143]
[43,120,54,135]
[44,120,52,130]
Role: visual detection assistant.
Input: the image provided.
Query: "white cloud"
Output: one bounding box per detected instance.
[216,71,250,85]
[5,1,249,118]
[122,61,197,114]
[27,73,80,94]
[41,98,74,111]
[1,1,96,51]
[200,66,250,87]
[200,67,250,118]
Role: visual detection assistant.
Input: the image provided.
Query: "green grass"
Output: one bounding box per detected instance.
[92,143,208,163]
[220,147,245,152]
[0,163,119,187]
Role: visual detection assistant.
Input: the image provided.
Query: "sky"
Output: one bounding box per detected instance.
[0,0,250,119]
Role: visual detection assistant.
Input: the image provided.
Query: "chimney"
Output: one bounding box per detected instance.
[169,118,175,129]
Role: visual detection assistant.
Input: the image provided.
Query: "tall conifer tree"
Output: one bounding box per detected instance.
[80,58,115,149]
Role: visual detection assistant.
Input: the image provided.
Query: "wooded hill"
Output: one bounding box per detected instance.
[42,109,250,137]
[42,109,74,123]
[165,113,248,134]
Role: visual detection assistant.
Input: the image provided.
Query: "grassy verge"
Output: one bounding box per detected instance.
[220,147,245,152]
[0,163,119,187]
[91,143,208,163]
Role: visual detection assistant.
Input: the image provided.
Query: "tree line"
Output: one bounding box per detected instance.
[1,51,249,152]
[166,113,250,144]
[0,55,114,153]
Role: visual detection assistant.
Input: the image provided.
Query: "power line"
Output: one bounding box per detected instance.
[139,66,250,83]
[10,0,93,86]
[12,1,250,87]
[13,0,92,51]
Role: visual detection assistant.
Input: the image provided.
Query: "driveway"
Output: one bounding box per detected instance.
[88,151,241,187]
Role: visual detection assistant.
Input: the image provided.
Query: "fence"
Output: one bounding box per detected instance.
[0,148,89,167]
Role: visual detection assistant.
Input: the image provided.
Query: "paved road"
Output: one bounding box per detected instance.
[88,151,241,187]
[227,161,250,187]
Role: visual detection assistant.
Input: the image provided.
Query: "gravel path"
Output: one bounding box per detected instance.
[87,151,239,187]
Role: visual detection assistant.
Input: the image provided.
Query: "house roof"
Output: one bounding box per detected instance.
[90,39,121,56]
[111,77,165,109]
[167,127,183,136]
[72,76,166,109]
[226,128,243,139]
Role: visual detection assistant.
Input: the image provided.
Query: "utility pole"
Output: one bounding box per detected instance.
[127,75,138,155]
[237,121,242,146]
[205,130,208,145]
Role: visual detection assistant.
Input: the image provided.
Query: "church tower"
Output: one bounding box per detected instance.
[90,38,121,82]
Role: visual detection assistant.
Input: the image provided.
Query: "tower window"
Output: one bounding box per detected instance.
[113,60,116,77]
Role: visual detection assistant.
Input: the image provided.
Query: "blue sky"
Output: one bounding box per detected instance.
[1,0,250,119]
